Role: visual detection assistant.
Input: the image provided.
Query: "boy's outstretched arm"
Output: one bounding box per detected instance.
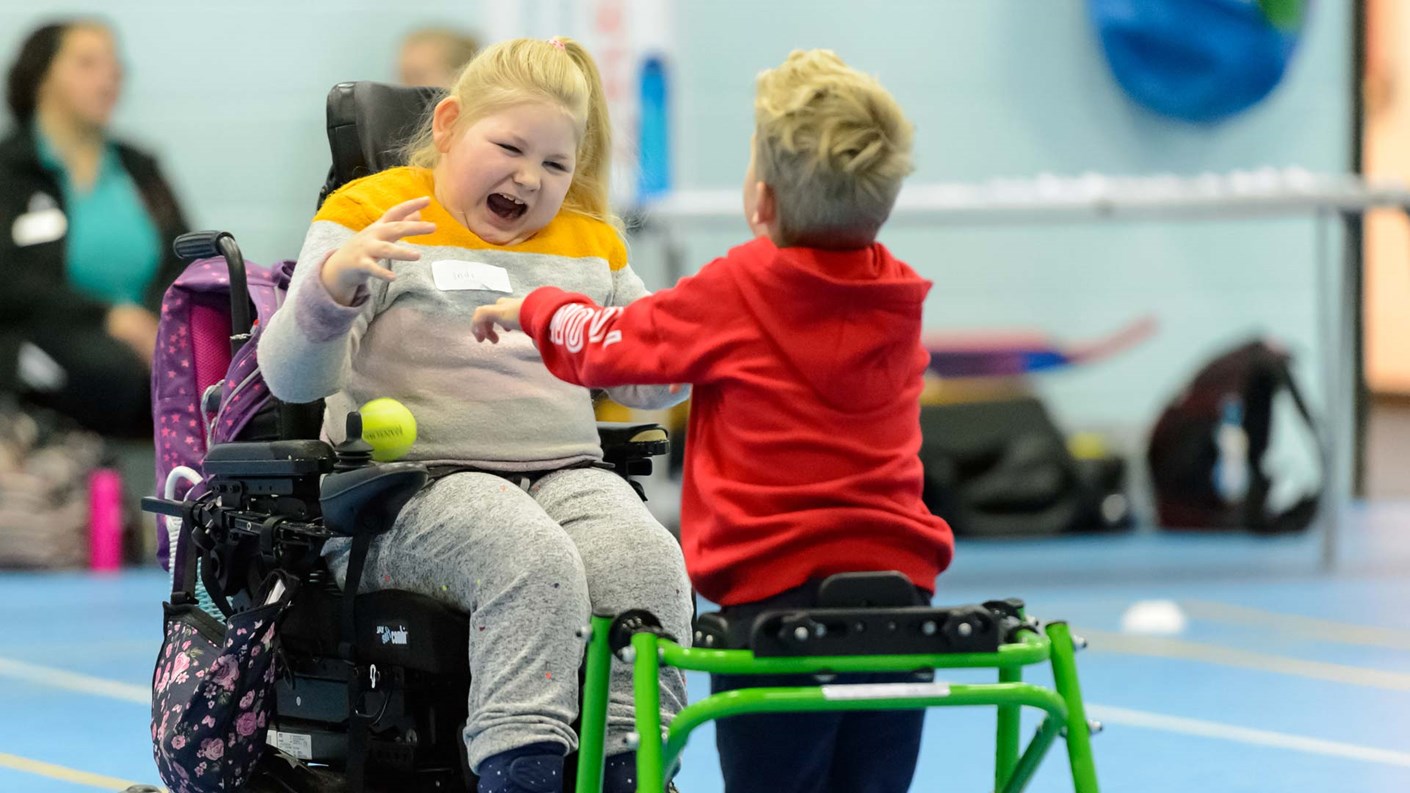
[471,263,735,389]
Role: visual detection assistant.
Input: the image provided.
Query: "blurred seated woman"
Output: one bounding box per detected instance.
[0,20,189,437]
[397,26,479,89]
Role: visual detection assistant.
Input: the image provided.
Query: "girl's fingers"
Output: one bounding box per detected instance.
[360,261,397,282]
[376,220,438,241]
[375,241,423,262]
[379,196,432,223]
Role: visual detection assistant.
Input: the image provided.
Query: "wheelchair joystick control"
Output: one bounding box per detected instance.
[334,412,375,471]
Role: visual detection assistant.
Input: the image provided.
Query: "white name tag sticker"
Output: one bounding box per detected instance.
[12,208,67,247]
[431,260,513,293]
[820,682,951,701]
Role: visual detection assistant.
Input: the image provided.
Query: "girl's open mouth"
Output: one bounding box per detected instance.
[487,193,527,220]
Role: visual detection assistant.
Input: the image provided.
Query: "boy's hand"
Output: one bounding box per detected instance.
[321,197,436,305]
[471,297,525,343]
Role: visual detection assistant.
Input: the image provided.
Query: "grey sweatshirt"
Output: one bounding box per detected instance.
[258,166,685,471]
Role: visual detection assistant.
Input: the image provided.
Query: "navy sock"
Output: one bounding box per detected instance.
[476,742,566,793]
[602,751,678,793]
[602,750,637,793]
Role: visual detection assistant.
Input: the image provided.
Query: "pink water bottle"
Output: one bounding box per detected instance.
[88,468,124,573]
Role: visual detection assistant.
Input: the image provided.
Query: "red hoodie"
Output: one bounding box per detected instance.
[520,236,953,606]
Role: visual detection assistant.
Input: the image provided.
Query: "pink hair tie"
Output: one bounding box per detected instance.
[548,37,565,50]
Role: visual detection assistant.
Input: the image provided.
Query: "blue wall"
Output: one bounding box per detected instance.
[662,0,1352,437]
[3,0,1352,440]
[1,0,488,261]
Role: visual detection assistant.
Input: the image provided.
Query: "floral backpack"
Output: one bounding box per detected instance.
[150,503,296,793]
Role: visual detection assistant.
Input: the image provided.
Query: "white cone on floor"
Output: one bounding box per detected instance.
[1120,600,1188,635]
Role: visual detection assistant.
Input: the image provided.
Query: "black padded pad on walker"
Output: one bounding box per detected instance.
[693,571,1004,658]
[817,571,920,607]
[746,605,1001,657]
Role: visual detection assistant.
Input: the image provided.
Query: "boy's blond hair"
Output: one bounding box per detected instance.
[754,50,913,247]
[404,37,619,230]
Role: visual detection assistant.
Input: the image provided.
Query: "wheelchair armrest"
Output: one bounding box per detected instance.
[597,422,669,455]
[202,440,335,477]
[320,463,428,537]
[596,422,669,479]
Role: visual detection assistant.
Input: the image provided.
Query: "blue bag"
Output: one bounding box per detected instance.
[1090,0,1306,123]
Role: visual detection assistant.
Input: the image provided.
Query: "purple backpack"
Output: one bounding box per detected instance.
[151,257,294,569]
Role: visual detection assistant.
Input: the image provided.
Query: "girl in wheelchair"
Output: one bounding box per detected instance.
[258,37,691,793]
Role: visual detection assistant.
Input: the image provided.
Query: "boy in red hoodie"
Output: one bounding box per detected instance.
[473,49,953,793]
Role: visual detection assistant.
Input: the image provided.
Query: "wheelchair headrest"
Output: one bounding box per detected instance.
[319,81,445,208]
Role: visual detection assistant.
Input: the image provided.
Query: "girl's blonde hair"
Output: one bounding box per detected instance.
[754,49,914,246]
[405,36,618,230]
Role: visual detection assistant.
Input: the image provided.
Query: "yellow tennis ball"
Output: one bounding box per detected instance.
[359,398,417,461]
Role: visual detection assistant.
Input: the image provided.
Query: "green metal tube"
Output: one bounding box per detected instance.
[660,681,1067,774]
[998,716,1063,793]
[657,630,1049,676]
[574,614,615,793]
[1045,621,1100,793]
[995,664,1022,789]
[632,631,664,793]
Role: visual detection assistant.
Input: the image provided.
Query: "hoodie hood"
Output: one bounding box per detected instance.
[729,237,931,412]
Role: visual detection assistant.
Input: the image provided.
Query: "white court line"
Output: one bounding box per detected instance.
[5,653,1410,773]
[1088,704,1410,768]
[1078,629,1410,691]
[0,751,158,791]
[0,656,149,704]
[1180,599,1410,652]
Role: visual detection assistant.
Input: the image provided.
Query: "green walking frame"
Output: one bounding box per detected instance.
[573,603,1100,793]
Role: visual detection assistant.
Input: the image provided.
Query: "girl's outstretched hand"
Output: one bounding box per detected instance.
[321,196,436,305]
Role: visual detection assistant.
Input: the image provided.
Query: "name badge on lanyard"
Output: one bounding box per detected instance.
[12,193,67,247]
